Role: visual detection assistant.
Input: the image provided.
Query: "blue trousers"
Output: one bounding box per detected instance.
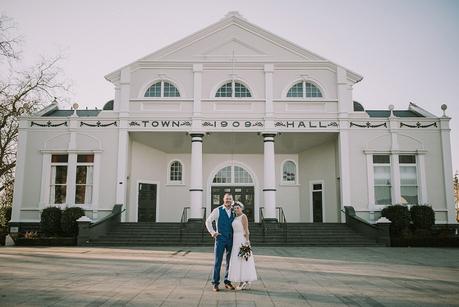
[212,235,233,285]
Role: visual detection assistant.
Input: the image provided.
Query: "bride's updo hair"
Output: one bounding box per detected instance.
[233,201,245,210]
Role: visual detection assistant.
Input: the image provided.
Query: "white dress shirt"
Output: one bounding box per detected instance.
[205,204,232,236]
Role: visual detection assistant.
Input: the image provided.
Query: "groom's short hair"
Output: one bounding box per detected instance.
[223,193,233,198]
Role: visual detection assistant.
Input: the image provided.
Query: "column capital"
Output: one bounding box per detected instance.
[193,64,203,72]
[261,132,277,139]
[264,64,274,73]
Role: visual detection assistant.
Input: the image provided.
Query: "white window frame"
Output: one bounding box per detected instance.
[211,165,254,186]
[49,154,69,206]
[41,151,99,210]
[213,80,254,99]
[280,159,299,185]
[309,180,325,223]
[399,155,419,205]
[74,155,95,207]
[284,79,325,100]
[167,159,185,185]
[143,80,181,98]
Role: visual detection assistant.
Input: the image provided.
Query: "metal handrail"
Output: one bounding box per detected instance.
[259,207,267,242]
[276,207,288,241]
[180,207,190,224]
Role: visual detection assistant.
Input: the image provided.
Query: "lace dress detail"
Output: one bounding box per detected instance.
[227,215,258,282]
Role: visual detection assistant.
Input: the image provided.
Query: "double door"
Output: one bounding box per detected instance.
[211,186,254,222]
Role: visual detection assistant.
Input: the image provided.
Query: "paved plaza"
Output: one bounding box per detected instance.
[0,246,458,306]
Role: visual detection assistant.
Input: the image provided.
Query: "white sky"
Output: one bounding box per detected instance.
[2,0,459,174]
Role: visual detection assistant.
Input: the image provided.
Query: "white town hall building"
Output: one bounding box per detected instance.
[10,12,456,227]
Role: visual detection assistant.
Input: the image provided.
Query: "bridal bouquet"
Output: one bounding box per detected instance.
[238,242,252,261]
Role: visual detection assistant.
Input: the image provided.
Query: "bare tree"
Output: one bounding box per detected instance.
[0,15,68,210]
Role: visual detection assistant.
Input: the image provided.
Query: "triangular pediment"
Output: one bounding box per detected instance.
[105,12,363,83]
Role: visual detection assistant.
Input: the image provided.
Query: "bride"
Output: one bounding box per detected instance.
[228,201,257,290]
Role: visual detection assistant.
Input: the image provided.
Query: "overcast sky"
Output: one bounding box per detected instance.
[2,0,459,174]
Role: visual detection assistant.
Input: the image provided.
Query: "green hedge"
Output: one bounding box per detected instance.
[410,205,435,230]
[61,207,85,237]
[40,207,63,236]
[381,205,411,236]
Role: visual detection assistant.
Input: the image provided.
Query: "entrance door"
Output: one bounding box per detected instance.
[312,183,323,223]
[211,186,255,222]
[138,183,157,222]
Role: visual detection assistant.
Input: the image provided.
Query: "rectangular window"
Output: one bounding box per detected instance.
[75,154,94,205]
[399,155,418,205]
[373,155,391,205]
[50,154,68,204]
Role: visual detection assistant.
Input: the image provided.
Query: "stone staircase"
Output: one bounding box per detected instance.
[87,222,383,246]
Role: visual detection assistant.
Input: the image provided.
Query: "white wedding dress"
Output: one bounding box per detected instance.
[228,215,258,282]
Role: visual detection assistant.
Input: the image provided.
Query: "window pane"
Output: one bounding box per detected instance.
[77,154,94,163]
[282,161,296,182]
[163,82,180,97]
[213,166,232,183]
[170,161,182,181]
[313,184,322,190]
[305,82,323,97]
[234,166,252,183]
[375,186,391,205]
[52,185,67,204]
[401,186,418,204]
[145,82,161,97]
[374,166,390,185]
[216,82,232,97]
[53,166,67,184]
[287,82,303,97]
[399,155,416,164]
[75,185,86,204]
[234,82,251,97]
[400,166,417,185]
[373,155,390,164]
[51,154,68,163]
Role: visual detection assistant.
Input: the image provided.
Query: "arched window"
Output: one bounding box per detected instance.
[213,165,253,184]
[287,81,322,98]
[282,160,297,183]
[216,81,251,98]
[145,81,180,97]
[169,161,183,183]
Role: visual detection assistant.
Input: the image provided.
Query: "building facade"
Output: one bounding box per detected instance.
[10,12,456,227]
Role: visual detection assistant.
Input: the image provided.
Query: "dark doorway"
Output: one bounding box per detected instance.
[138,183,157,222]
[312,183,323,223]
[211,186,255,222]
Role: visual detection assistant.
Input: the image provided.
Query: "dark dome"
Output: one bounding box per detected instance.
[353,101,364,112]
[103,99,114,110]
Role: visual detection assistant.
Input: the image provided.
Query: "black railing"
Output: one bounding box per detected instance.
[276,207,288,241]
[259,207,267,242]
[340,207,379,241]
[180,206,207,242]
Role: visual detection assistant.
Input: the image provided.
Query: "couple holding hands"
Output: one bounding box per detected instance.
[205,193,257,292]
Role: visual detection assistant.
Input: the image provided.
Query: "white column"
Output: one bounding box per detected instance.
[338,130,351,220]
[115,128,129,208]
[262,133,277,221]
[439,117,456,223]
[119,67,130,113]
[39,153,51,210]
[193,64,203,117]
[10,120,28,223]
[92,152,102,219]
[189,133,204,220]
[66,153,77,207]
[337,66,352,114]
[417,153,428,205]
[264,64,274,118]
[390,153,401,204]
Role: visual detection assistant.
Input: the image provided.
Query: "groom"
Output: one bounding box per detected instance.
[205,193,236,292]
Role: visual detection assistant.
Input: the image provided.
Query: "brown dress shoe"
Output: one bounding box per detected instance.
[213,285,219,292]
[225,283,235,290]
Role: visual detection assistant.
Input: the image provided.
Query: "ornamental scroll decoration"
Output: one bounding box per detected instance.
[31,121,68,127]
[80,121,117,127]
[350,122,387,128]
[400,122,437,128]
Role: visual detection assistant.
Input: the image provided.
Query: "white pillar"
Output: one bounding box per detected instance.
[115,128,129,209]
[10,120,28,223]
[264,64,274,118]
[439,117,456,223]
[338,130,351,220]
[417,152,428,205]
[390,153,401,204]
[262,133,277,221]
[189,133,204,220]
